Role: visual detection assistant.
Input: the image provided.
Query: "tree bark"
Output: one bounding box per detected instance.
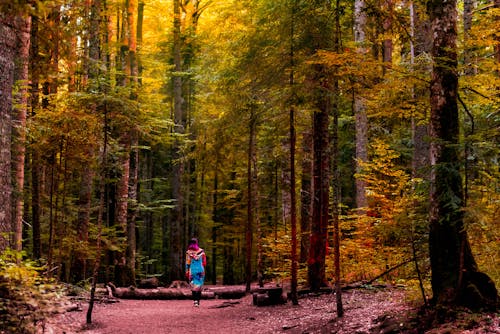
[299,128,312,265]
[0,17,16,253]
[332,0,343,317]
[108,284,248,300]
[126,0,139,286]
[29,13,42,260]
[409,5,431,205]
[289,0,298,304]
[428,0,498,310]
[308,63,330,292]
[354,0,368,210]
[246,109,257,292]
[170,0,185,282]
[12,14,31,252]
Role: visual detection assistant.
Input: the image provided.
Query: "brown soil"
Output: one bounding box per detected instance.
[42,287,499,334]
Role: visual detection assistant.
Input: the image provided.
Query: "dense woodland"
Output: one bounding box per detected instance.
[0,0,499,328]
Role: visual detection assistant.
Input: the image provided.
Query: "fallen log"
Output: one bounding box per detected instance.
[206,286,247,299]
[107,283,247,300]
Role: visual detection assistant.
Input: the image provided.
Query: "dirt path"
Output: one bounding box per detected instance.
[44,288,499,334]
[46,288,410,333]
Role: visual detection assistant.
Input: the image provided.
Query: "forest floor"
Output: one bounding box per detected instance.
[41,285,499,334]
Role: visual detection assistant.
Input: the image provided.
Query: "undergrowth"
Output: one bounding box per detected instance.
[0,250,68,334]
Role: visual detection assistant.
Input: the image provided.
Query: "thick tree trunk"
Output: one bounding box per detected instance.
[428,0,498,310]
[308,64,330,291]
[0,18,16,252]
[12,15,31,252]
[29,13,41,260]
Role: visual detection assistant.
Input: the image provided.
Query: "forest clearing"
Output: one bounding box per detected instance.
[1,0,499,333]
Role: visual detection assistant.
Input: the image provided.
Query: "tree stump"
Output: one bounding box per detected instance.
[252,287,286,306]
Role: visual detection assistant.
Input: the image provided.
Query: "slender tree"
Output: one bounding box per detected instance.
[299,128,312,265]
[354,0,368,209]
[246,106,258,292]
[332,0,343,317]
[170,0,186,281]
[289,0,298,305]
[409,0,431,307]
[126,0,139,286]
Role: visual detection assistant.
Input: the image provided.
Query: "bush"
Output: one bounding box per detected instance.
[0,251,66,334]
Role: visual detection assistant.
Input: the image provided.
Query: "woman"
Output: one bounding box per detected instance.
[185,238,206,306]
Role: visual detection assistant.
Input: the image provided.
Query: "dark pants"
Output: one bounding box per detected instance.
[192,290,201,302]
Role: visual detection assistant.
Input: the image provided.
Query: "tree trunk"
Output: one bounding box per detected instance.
[170,0,185,282]
[308,63,330,292]
[115,0,131,282]
[299,128,312,265]
[428,0,498,310]
[0,17,16,253]
[140,149,153,273]
[12,14,31,252]
[212,163,219,285]
[246,109,257,292]
[463,0,474,75]
[332,0,343,317]
[126,0,139,286]
[409,0,431,307]
[29,12,42,260]
[354,0,368,209]
[126,143,138,283]
[289,0,298,303]
[87,88,108,325]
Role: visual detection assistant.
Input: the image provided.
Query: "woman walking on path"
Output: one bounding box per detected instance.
[185,238,207,306]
